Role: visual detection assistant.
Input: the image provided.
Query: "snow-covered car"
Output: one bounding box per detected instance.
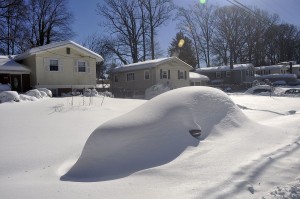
[245,85,273,95]
[0,91,20,103]
[284,88,300,95]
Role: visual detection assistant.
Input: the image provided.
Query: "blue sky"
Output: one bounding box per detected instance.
[68,0,300,56]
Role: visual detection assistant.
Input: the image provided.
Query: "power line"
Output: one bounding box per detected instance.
[226,0,271,26]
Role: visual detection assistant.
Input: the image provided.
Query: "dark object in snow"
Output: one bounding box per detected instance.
[189,129,201,139]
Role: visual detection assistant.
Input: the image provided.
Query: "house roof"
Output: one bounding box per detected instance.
[112,57,194,73]
[0,56,30,73]
[196,63,254,72]
[14,40,103,62]
[189,72,209,82]
[255,65,287,70]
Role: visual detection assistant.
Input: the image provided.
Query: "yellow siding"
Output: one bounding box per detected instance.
[34,46,96,86]
[19,55,36,87]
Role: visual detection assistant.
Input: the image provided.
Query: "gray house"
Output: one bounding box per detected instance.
[111,57,193,98]
[255,64,298,85]
[196,64,255,90]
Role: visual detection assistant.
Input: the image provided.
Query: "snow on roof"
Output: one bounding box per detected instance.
[256,73,297,79]
[196,63,253,72]
[0,56,30,73]
[189,72,209,82]
[255,65,287,70]
[112,57,193,73]
[14,40,103,62]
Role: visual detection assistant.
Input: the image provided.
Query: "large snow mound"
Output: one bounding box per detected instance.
[62,86,249,181]
[0,91,20,103]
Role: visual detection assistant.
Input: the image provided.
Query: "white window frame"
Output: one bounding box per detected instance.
[126,72,135,81]
[77,60,87,72]
[178,71,184,79]
[73,60,90,73]
[162,71,168,79]
[144,70,150,80]
[49,59,59,72]
[216,72,221,78]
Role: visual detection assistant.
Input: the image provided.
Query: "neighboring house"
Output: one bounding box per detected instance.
[255,65,288,75]
[189,72,209,86]
[255,64,299,85]
[13,40,103,96]
[111,57,193,98]
[291,65,300,78]
[0,55,31,92]
[196,64,255,90]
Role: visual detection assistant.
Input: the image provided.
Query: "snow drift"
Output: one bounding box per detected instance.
[62,87,249,181]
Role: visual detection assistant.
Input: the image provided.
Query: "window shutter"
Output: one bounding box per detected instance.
[178,70,180,79]
[86,61,90,73]
[168,70,170,79]
[184,71,187,80]
[44,58,49,71]
[160,69,162,79]
[59,59,63,72]
[73,59,78,73]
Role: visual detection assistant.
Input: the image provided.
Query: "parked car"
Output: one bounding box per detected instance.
[284,88,300,95]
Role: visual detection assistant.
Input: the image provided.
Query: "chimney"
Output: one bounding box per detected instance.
[289,61,293,74]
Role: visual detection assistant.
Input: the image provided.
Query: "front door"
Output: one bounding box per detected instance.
[11,75,21,92]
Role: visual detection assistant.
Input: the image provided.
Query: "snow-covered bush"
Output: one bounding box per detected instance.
[26,89,43,99]
[37,88,52,97]
[0,83,11,92]
[98,91,113,97]
[0,91,20,103]
[145,84,170,100]
[19,94,38,101]
[84,88,98,97]
[40,91,48,98]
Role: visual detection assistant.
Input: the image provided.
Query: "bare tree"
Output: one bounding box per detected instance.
[27,0,74,47]
[139,0,174,60]
[82,33,115,79]
[213,6,247,68]
[0,0,28,54]
[97,0,145,64]
[176,4,216,67]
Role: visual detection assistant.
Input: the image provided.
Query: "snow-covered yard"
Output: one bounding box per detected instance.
[0,87,299,199]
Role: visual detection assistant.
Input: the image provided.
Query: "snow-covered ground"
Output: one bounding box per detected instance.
[0,86,299,199]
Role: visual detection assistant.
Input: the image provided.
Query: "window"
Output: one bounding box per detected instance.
[178,70,184,79]
[127,72,135,81]
[162,71,168,79]
[160,69,170,79]
[216,72,221,78]
[66,47,70,54]
[50,59,59,71]
[78,61,86,72]
[226,71,230,77]
[144,70,150,80]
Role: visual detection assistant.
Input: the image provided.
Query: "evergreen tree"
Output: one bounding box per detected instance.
[168,31,197,68]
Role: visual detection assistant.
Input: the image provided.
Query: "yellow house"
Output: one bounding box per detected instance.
[14,40,103,96]
[111,57,193,98]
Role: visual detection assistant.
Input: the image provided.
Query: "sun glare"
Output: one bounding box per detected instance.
[178,39,185,48]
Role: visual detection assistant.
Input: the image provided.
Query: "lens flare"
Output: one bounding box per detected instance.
[199,0,206,4]
[178,39,185,48]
